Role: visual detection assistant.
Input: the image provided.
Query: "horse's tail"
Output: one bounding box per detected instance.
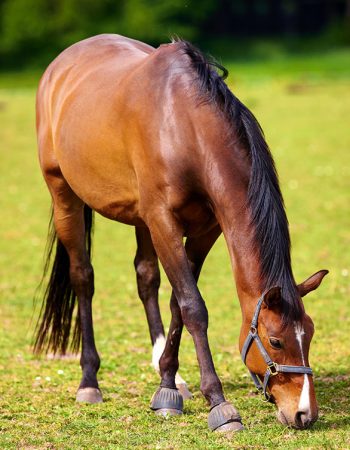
[34,205,94,355]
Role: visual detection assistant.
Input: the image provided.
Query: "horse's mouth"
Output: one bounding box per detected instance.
[277,409,317,430]
[277,409,289,426]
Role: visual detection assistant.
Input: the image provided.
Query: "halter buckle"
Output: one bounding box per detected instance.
[250,326,257,335]
[267,362,278,376]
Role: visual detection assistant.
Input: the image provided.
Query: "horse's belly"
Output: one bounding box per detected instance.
[94,195,143,226]
[50,86,143,224]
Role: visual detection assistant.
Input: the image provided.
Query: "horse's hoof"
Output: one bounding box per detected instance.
[150,387,183,415]
[76,387,103,404]
[215,421,244,432]
[208,401,243,432]
[176,382,193,400]
[155,408,183,417]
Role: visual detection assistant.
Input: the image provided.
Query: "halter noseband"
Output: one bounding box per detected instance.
[241,295,313,402]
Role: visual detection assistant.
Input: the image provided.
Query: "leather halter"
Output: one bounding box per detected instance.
[241,295,313,402]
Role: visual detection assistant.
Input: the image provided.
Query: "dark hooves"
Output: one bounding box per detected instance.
[208,401,244,432]
[150,387,183,416]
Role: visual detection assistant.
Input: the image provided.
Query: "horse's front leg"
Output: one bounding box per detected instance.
[154,225,222,406]
[147,213,243,432]
[134,226,191,398]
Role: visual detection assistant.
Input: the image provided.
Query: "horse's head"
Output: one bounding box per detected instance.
[240,270,328,429]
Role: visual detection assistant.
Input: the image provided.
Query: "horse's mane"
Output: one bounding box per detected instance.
[174,39,303,323]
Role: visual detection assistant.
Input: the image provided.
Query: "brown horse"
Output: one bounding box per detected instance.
[35,34,328,432]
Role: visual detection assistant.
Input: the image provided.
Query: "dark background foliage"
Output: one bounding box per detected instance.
[0,0,349,68]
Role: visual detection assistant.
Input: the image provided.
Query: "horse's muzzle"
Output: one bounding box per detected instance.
[277,408,318,430]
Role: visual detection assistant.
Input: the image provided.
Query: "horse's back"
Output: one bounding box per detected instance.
[37,34,155,139]
[37,35,157,224]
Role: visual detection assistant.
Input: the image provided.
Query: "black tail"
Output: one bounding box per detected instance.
[34,205,94,355]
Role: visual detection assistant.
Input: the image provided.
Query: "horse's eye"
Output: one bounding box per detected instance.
[269,337,282,349]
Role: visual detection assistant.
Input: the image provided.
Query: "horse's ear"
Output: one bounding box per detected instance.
[263,286,282,310]
[298,270,329,297]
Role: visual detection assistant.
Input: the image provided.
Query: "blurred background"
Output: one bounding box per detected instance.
[0,0,349,68]
[0,1,349,447]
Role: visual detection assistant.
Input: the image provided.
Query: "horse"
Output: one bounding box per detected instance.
[35,34,328,432]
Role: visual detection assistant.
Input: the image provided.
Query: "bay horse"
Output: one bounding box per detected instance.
[35,34,328,432]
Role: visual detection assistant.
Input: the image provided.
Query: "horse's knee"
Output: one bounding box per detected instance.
[134,257,160,300]
[180,298,208,335]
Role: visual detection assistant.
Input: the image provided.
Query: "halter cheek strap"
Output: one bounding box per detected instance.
[241,295,313,402]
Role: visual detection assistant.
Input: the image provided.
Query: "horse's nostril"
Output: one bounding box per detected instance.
[295,411,311,429]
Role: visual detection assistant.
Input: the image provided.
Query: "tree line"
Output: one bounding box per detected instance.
[0,0,349,68]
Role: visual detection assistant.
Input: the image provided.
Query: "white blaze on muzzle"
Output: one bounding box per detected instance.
[294,323,311,412]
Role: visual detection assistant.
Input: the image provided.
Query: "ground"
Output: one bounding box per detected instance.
[0,47,349,449]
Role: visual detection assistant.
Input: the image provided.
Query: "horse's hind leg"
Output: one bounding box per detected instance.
[46,171,102,403]
[134,226,191,398]
[134,227,163,347]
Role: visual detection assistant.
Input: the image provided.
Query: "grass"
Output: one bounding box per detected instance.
[0,46,350,449]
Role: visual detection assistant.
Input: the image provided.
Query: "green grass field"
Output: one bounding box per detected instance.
[0,47,350,449]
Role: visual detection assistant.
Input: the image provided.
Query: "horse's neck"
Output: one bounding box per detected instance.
[204,142,264,317]
[216,199,262,316]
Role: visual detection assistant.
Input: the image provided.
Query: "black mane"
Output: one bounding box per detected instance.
[175,39,302,322]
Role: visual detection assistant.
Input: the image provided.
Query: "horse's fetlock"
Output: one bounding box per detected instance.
[81,351,100,372]
[159,353,179,377]
[200,376,223,401]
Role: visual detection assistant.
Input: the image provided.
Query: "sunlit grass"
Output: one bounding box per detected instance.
[0,48,349,448]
